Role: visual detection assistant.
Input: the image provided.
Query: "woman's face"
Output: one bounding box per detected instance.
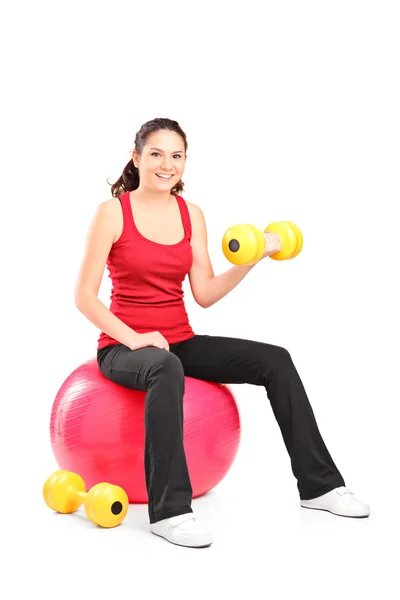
[132,130,186,191]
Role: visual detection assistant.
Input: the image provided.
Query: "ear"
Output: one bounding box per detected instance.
[132,150,139,169]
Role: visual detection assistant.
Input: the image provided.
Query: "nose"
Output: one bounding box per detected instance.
[161,156,173,171]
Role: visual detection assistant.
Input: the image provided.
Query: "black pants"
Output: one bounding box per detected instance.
[97,334,345,523]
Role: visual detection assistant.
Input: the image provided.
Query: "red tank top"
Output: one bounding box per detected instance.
[97,191,196,350]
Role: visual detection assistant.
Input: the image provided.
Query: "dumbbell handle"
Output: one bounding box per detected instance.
[70,488,86,502]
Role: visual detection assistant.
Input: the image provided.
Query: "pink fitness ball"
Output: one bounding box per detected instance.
[50,358,241,502]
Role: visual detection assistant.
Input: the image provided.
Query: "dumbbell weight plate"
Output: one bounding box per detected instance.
[264,222,300,261]
[85,483,129,528]
[284,221,303,258]
[43,470,86,513]
[222,224,265,266]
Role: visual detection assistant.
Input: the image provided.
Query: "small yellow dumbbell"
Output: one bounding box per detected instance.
[43,470,129,528]
[222,221,303,266]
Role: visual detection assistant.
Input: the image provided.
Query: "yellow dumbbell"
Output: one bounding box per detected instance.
[222,221,303,266]
[43,470,129,528]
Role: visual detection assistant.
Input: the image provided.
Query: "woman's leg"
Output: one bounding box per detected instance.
[172,334,346,500]
[97,344,193,524]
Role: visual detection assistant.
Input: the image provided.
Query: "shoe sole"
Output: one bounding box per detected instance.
[300,504,370,518]
[151,530,213,548]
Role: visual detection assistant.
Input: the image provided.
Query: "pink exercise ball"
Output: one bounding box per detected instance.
[50,358,241,503]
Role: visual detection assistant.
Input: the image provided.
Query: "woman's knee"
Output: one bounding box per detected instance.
[146,353,185,409]
[263,344,293,375]
[273,345,292,363]
[148,351,184,380]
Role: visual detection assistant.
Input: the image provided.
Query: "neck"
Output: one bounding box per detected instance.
[132,185,174,208]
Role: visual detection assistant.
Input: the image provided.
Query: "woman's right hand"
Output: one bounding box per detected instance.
[129,331,170,352]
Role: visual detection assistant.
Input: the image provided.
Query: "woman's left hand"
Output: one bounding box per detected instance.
[262,231,282,259]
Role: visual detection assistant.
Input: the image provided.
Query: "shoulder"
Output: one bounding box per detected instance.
[94,197,123,243]
[97,196,127,222]
[96,196,122,225]
[179,197,205,226]
[178,197,207,245]
[101,196,122,213]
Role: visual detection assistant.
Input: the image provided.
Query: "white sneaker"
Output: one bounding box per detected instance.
[300,486,370,518]
[150,513,213,548]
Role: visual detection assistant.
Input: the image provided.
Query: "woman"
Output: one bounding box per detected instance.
[74,117,370,548]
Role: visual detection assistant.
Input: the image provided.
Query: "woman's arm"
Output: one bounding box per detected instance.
[74,200,140,348]
[187,203,259,309]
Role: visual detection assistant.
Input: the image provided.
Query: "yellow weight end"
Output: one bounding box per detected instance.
[222,224,265,265]
[284,222,303,257]
[85,483,129,528]
[43,470,86,514]
[265,222,303,261]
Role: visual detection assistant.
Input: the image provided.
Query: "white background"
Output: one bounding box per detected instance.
[2,0,399,598]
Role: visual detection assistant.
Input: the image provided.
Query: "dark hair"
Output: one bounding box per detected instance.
[108,118,188,198]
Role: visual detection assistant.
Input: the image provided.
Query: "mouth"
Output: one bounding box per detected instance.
[155,174,174,181]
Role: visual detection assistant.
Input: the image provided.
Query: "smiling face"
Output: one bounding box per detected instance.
[132,130,186,192]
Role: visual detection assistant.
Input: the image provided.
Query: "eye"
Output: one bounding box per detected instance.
[151,153,182,159]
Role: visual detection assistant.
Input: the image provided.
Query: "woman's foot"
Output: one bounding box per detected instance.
[300,486,370,518]
[150,513,213,547]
